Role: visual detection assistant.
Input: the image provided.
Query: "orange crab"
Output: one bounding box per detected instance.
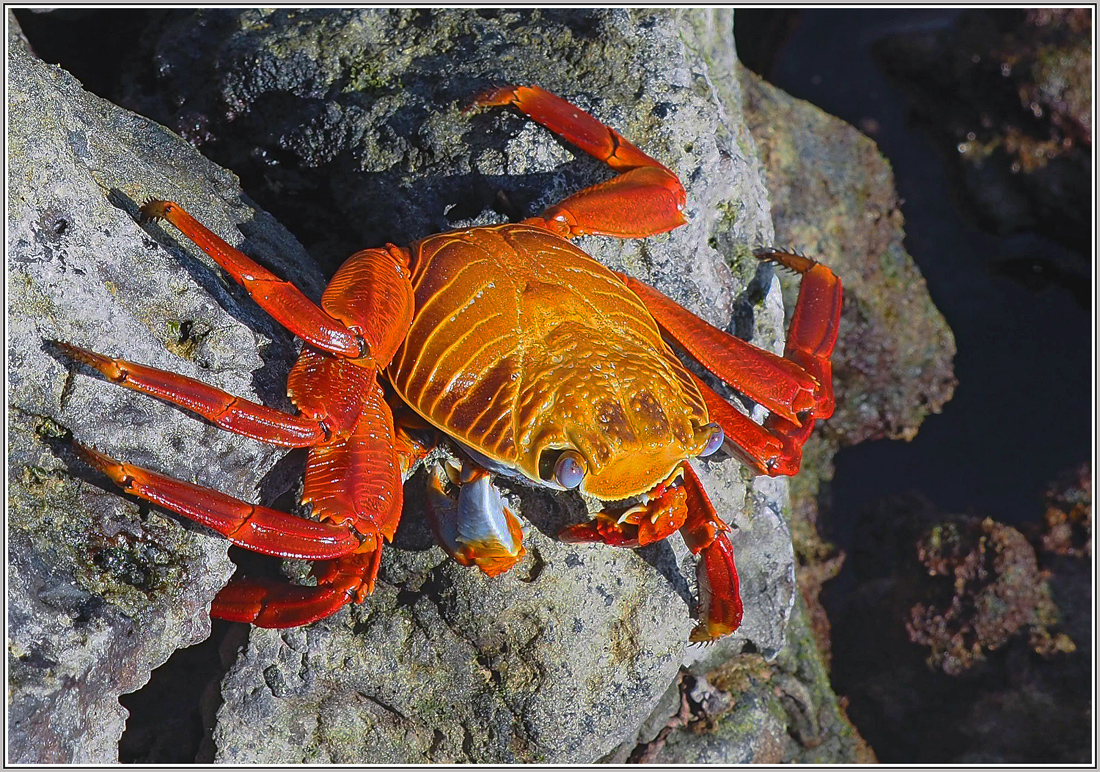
[58,85,841,641]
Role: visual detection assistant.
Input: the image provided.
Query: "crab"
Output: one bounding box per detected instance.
[58,85,841,642]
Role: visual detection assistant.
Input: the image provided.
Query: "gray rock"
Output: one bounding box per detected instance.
[9,8,800,763]
[7,12,324,763]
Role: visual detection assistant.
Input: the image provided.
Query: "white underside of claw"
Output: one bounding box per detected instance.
[426,460,526,575]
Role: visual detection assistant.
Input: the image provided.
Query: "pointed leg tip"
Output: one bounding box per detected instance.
[466,85,516,113]
[51,340,116,376]
[139,198,174,223]
[688,615,742,643]
[71,440,111,469]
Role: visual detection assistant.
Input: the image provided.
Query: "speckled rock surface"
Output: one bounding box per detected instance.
[8,8,807,764]
[6,14,323,763]
[630,598,874,764]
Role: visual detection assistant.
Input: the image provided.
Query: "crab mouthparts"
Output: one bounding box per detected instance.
[637,463,686,506]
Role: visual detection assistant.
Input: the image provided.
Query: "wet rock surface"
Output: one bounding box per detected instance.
[8,8,819,763]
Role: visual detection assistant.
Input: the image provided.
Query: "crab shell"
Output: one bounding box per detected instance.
[388,223,716,502]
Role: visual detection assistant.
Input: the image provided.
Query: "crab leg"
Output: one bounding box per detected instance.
[622,250,842,476]
[762,249,841,420]
[559,474,688,548]
[74,443,360,559]
[141,200,362,357]
[677,464,743,641]
[473,85,687,239]
[140,201,415,369]
[211,548,382,628]
[560,463,742,638]
[298,368,404,554]
[54,342,328,447]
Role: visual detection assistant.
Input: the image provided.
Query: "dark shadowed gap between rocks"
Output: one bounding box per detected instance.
[736,7,1090,544]
[736,8,1092,764]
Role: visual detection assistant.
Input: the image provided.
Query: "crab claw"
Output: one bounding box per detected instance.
[559,482,688,548]
[558,516,640,547]
[678,464,743,641]
[426,462,526,577]
[688,531,743,642]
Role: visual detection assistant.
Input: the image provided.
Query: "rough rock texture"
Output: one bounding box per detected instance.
[618,597,876,764]
[7,14,324,763]
[742,66,957,452]
[8,8,815,764]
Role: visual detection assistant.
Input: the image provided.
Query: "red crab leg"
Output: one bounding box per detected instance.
[320,245,416,369]
[211,548,382,628]
[54,342,328,447]
[677,464,743,642]
[618,272,819,424]
[214,398,430,628]
[688,371,782,477]
[141,202,416,369]
[140,200,363,358]
[560,463,742,639]
[622,249,842,476]
[763,249,841,420]
[473,84,688,239]
[74,443,360,560]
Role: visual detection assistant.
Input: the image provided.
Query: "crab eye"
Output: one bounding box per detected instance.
[554,450,587,489]
[699,423,724,457]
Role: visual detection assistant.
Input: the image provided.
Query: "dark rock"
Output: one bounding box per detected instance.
[872,8,1092,255]
[829,490,1091,763]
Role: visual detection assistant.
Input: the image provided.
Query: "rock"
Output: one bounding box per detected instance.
[741,65,957,453]
[830,491,1091,762]
[630,598,875,764]
[872,8,1092,256]
[6,11,324,763]
[739,62,957,668]
[9,7,802,764]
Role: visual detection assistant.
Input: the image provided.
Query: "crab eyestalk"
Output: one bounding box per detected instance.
[699,422,725,457]
[553,449,587,489]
